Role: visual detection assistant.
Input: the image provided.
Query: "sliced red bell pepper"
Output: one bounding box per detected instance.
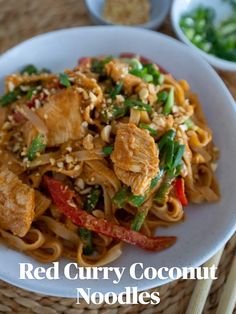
[78,57,91,66]
[44,176,176,252]
[13,111,26,123]
[175,178,188,206]
[119,53,168,74]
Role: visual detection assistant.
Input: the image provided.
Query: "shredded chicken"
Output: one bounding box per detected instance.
[0,166,35,237]
[111,123,159,195]
[24,88,83,147]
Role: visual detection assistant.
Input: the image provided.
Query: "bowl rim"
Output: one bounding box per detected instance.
[84,0,171,29]
[170,0,236,71]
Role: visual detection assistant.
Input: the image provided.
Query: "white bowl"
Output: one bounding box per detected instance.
[85,0,171,30]
[171,0,236,71]
[0,26,236,298]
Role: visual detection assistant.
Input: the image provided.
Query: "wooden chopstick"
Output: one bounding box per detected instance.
[185,247,224,314]
[216,252,236,314]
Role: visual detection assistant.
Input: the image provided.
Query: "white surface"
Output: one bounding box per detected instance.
[171,0,236,71]
[0,26,236,298]
[85,0,171,30]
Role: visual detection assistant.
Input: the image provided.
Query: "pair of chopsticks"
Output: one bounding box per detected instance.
[186,243,236,314]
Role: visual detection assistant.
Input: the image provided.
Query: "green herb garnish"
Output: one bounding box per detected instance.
[0,91,18,107]
[102,145,113,156]
[184,118,194,130]
[84,187,101,213]
[27,134,47,161]
[163,88,174,115]
[59,73,71,88]
[110,82,123,100]
[139,123,157,136]
[112,187,129,208]
[79,228,93,255]
[91,56,112,75]
[157,91,168,103]
[20,64,38,75]
[125,98,152,112]
[131,211,146,232]
[26,87,37,100]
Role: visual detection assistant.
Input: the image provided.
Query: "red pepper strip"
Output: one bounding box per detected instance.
[13,111,26,123]
[175,178,188,206]
[78,57,91,66]
[44,176,176,252]
[119,53,168,74]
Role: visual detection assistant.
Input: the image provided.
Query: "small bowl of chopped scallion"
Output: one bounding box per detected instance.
[171,0,236,71]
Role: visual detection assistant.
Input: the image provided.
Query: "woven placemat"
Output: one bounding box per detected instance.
[0,1,235,313]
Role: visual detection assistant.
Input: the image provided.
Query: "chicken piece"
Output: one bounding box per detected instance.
[0,166,35,237]
[111,123,159,195]
[24,88,83,147]
[105,60,142,94]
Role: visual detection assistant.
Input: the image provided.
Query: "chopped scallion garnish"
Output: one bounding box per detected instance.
[27,134,47,161]
[0,90,18,107]
[59,73,71,88]
[20,64,38,75]
[131,211,146,232]
[102,145,113,156]
[125,98,152,112]
[110,82,123,100]
[139,123,157,136]
[84,187,101,212]
[163,88,174,115]
[79,228,93,255]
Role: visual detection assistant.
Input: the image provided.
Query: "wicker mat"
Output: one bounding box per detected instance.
[0,1,235,313]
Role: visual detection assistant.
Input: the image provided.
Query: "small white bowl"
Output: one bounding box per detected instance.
[171,0,236,71]
[85,0,171,30]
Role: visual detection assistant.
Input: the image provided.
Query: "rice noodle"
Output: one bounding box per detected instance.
[19,104,48,135]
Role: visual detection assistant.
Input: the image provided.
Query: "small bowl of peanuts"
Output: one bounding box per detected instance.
[85,0,171,30]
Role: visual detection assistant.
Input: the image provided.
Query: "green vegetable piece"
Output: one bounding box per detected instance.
[110,82,123,100]
[112,187,129,208]
[163,88,174,115]
[59,73,71,88]
[125,98,152,112]
[131,211,146,232]
[128,169,164,207]
[0,91,18,107]
[130,58,143,71]
[158,91,168,103]
[184,118,194,129]
[129,68,145,77]
[20,64,38,75]
[143,74,153,82]
[158,129,176,152]
[144,64,163,85]
[128,194,146,207]
[150,169,164,190]
[102,145,113,156]
[27,134,47,161]
[139,123,157,136]
[79,228,93,255]
[165,140,175,170]
[111,105,127,120]
[91,56,112,75]
[26,87,37,100]
[172,144,185,169]
[84,187,101,213]
[157,74,165,85]
[154,178,173,204]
